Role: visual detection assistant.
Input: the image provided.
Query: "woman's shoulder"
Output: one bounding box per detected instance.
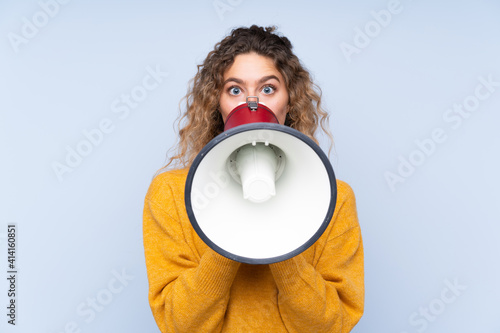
[153,168,189,183]
[145,168,189,202]
[329,179,359,235]
[335,179,356,204]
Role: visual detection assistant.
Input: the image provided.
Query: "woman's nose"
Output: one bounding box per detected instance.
[238,90,259,104]
[248,87,261,97]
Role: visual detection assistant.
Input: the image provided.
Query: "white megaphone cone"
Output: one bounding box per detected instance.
[185,97,337,264]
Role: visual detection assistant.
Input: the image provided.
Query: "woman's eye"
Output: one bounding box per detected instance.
[262,85,275,94]
[229,87,241,95]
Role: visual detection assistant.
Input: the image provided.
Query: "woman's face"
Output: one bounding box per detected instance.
[219,52,289,124]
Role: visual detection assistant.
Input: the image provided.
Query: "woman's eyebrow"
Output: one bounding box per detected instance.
[223,75,281,86]
[223,77,244,85]
[258,75,280,84]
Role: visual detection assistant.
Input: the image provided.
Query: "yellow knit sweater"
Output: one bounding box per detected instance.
[143,168,364,333]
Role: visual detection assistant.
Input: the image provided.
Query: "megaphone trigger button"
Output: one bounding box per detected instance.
[252,141,256,146]
[265,141,269,146]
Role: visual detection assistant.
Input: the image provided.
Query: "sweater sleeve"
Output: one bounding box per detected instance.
[143,173,241,333]
[268,181,364,333]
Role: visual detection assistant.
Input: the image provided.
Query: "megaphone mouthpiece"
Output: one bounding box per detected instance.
[224,99,279,131]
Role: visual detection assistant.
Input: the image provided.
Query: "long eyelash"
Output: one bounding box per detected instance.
[262,84,277,93]
[227,85,241,94]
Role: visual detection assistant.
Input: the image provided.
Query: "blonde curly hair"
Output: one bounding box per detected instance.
[162,25,332,171]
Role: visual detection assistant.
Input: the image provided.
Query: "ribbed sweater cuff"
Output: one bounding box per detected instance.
[195,250,241,297]
[269,255,309,295]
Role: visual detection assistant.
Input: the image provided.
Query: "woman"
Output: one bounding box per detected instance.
[143,25,364,333]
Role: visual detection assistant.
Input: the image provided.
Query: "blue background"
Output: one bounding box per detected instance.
[1,0,499,332]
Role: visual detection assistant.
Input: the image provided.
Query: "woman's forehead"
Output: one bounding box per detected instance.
[223,53,282,82]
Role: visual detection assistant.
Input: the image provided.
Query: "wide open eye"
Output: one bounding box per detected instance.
[262,85,275,95]
[228,86,242,96]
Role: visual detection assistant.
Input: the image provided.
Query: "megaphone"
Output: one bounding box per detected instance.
[185,97,337,264]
